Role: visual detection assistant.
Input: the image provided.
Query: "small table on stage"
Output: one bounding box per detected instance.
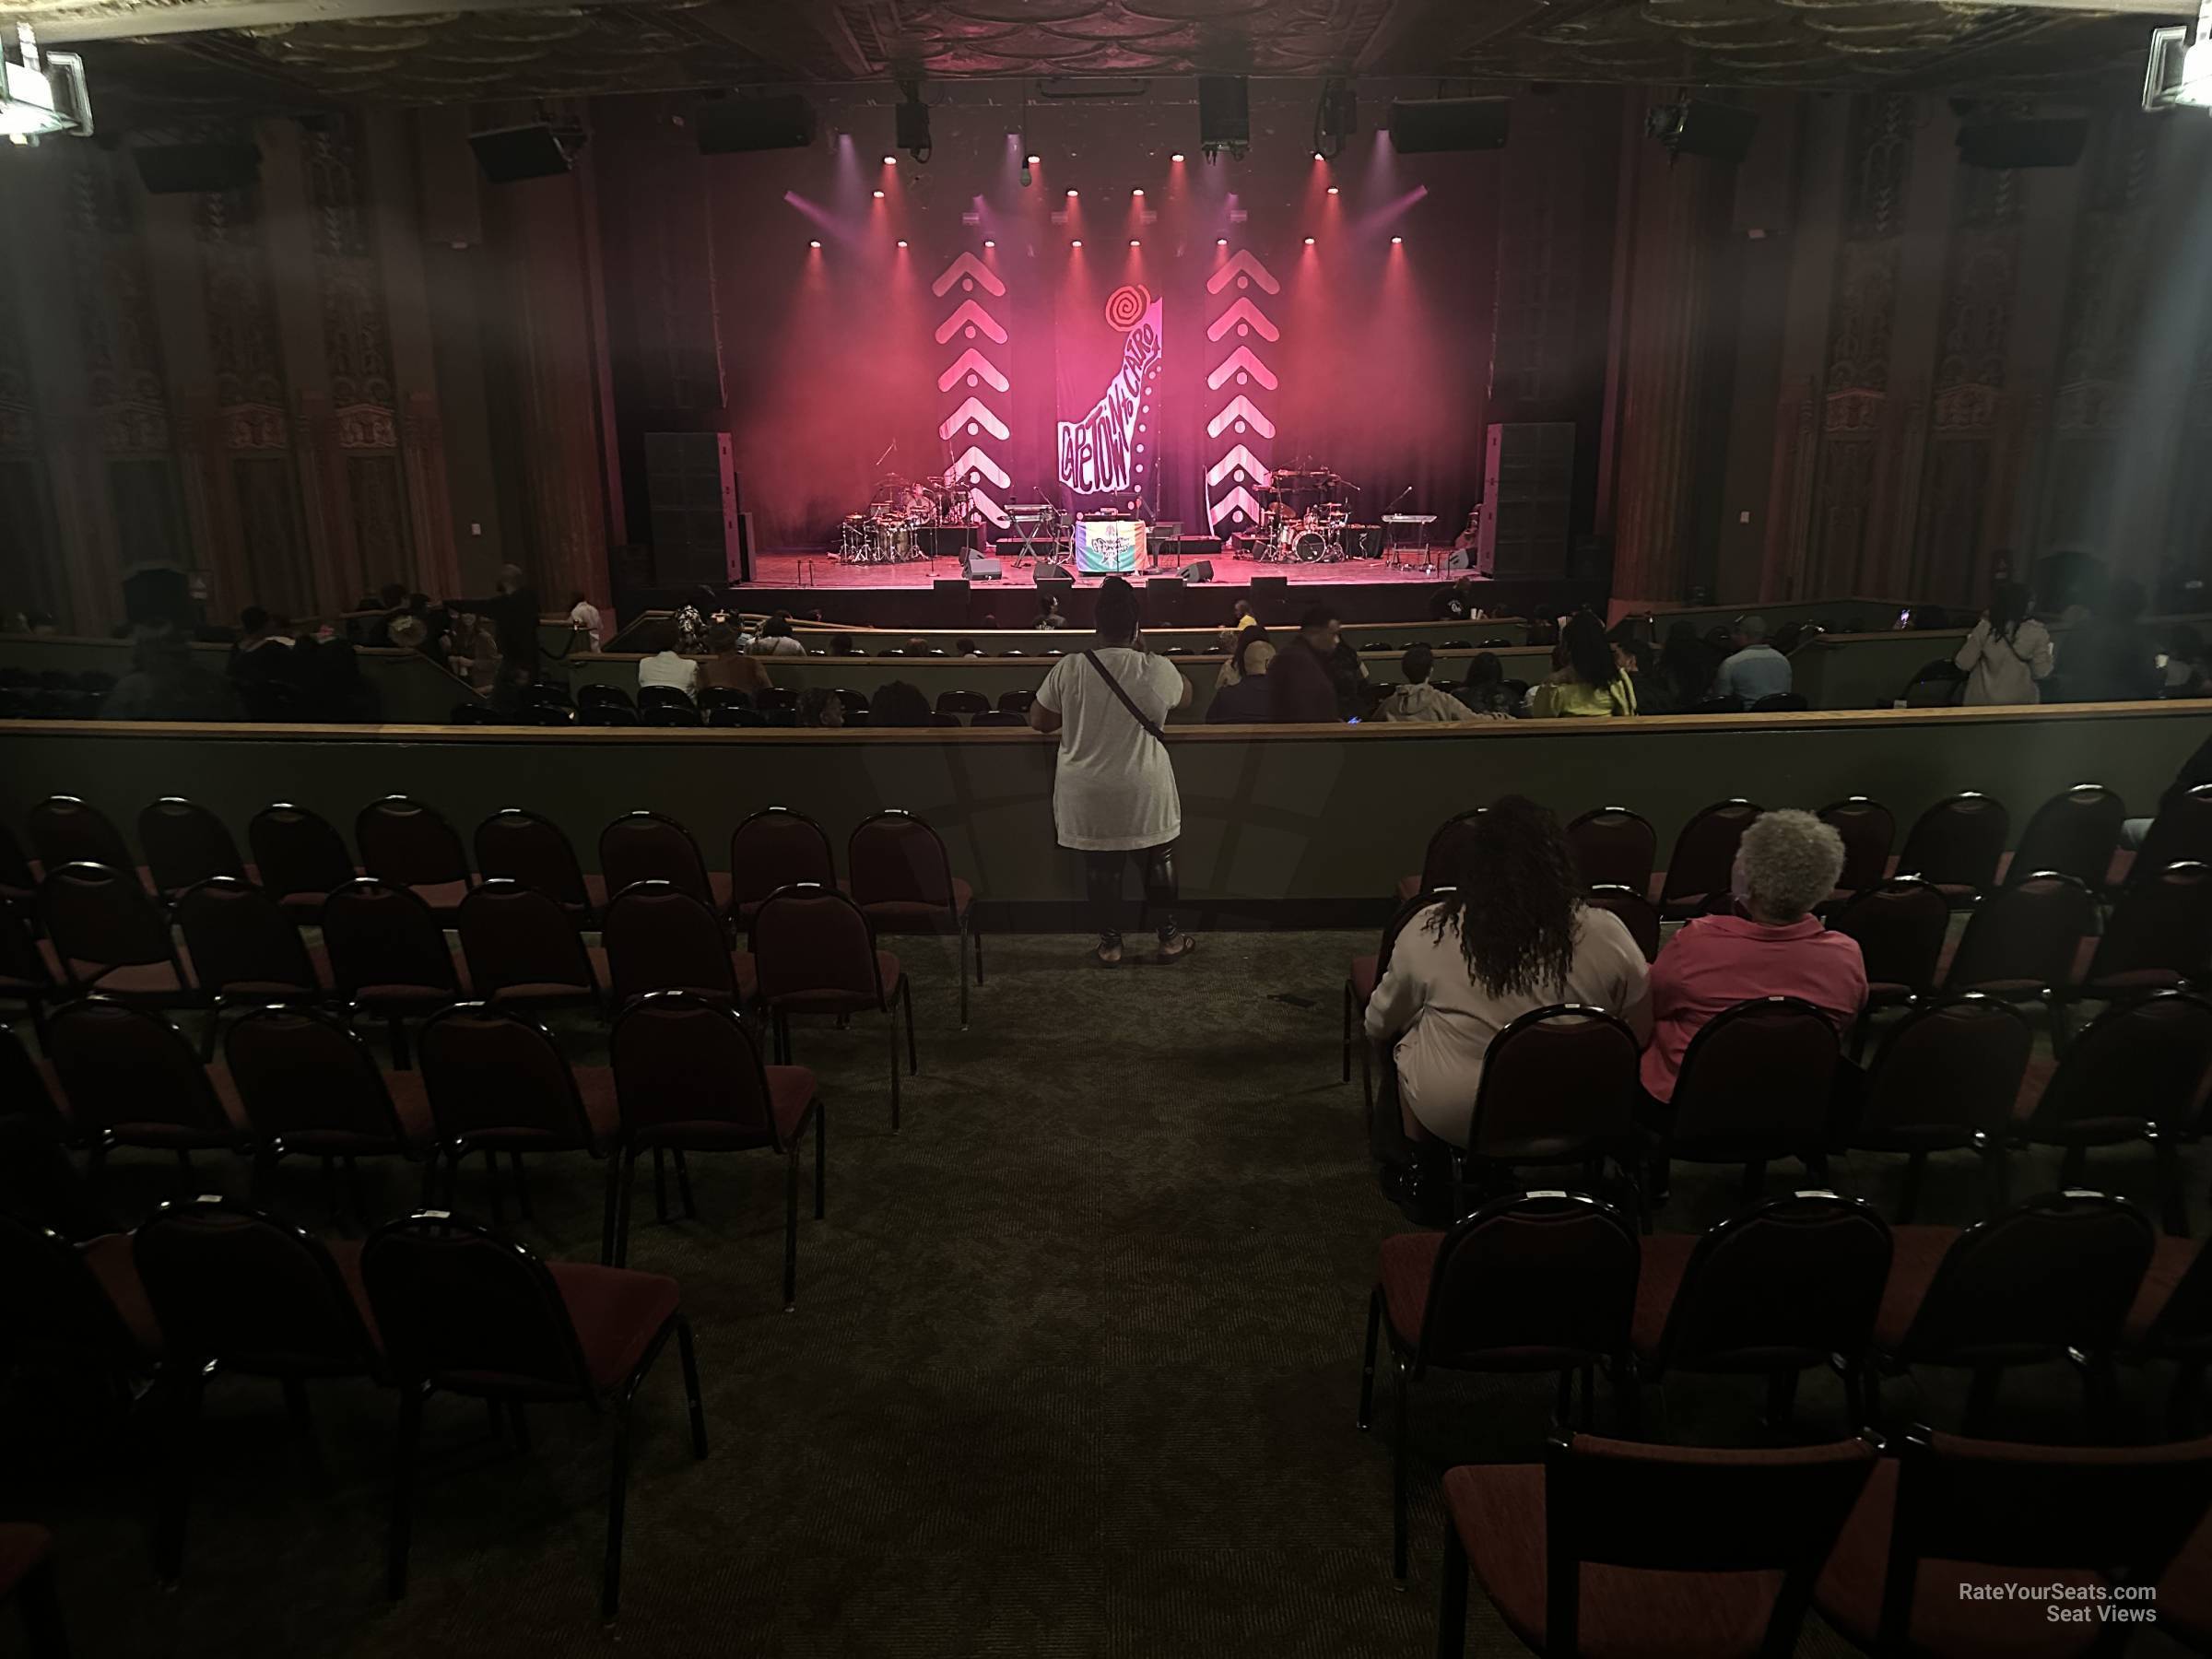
[1074,519,1141,576]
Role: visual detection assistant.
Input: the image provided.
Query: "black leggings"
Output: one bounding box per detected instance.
[1083,843,1180,945]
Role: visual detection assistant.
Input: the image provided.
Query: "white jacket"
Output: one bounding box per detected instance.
[1955,618,2053,706]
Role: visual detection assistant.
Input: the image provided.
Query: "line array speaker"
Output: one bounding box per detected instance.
[1388,98,1510,155]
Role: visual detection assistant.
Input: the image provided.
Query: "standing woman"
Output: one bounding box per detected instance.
[1954,582,2053,706]
[1029,576,1197,965]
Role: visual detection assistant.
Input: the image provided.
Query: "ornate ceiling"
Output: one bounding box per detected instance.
[37,0,2174,119]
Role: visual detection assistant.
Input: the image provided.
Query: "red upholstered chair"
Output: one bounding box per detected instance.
[1461,1005,1642,1214]
[0,822,39,912]
[751,884,914,1131]
[26,794,143,891]
[1818,795,1895,903]
[1869,1192,2155,1433]
[1584,885,1662,962]
[1342,886,1448,1108]
[1894,792,2008,905]
[356,794,475,919]
[247,803,359,924]
[1434,1430,1876,1659]
[320,877,467,1066]
[1654,798,1761,919]
[0,1212,163,1377]
[0,1524,68,1659]
[361,1212,706,1620]
[600,811,732,915]
[2124,1236,2212,1434]
[1396,807,1485,903]
[1630,1192,1891,1430]
[2005,782,2124,888]
[36,862,199,1008]
[848,809,981,1027]
[1358,1193,1640,1583]
[43,997,253,1178]
[1830,876,1948,1045]
[172,877,331,1058]
[0,905,60,1040]
[2076,860,2212,1004]
[1935,871,2094,1019]
[1657,996,1840,1205]
[608,993,822,1301]
[1815,1429,2212,1659]
[473,807,605,919]
[2133,782,2212,884]
[727,806,837,932]
[455,880,605,1014]
[418,1004,618,1251]
[139,795,250,899]
[1564,806,1656,896]
[1850,995,2030,1221]
[602,880,757,1009]
[132,1198,385,1579]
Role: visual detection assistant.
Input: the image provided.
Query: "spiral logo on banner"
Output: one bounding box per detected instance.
[1103,283,1150,333]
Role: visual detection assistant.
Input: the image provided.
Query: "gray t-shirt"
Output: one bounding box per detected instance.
[1034,647,1183,853]
[1715,644,1792,703]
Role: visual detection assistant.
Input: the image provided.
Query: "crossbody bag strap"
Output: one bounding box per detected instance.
[1082,649,1169,745]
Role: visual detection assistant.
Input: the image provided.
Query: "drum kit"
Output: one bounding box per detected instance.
[1259,465,1360,563]
[838,473,969,564]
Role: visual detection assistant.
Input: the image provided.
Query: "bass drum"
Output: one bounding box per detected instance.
[1293,530,1329,562]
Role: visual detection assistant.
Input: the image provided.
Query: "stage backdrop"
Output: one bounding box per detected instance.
[594,94,1533,554]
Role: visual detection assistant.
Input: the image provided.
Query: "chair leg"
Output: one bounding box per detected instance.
[652,1147,669,1222]
[902,975,917,1076]
[601,1403,631,1622]
[1357,1286,1382,1431]
[673,1150,697,1220]
[388,1382,425,1601]
[813,1103,826,1220]
[1341,982,1354,1083]
[1434,1516,1469,1659]
[1390,1359,1412,1585]
[783,1141,800,1312]
[888,1006,901,1134]
[958,917,971,1029]
[155,1365,206,1583]
[612,1151,637,1268]
[600,1153,622,1265]
[512,1153,534,1221]
[971,911,983,986]
[283,1375,333,1494]
[676,1315,708,1458]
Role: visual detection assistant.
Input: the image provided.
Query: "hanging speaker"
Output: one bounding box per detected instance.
[1198,76,1249,149]
[1387,98,1510,154]
[696,94,819,155]
[468,124,577,184]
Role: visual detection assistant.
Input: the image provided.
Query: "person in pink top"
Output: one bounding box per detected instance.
[1641,808,1868,1105]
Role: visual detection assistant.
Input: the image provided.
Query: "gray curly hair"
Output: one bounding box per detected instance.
[1735,809,1846,922]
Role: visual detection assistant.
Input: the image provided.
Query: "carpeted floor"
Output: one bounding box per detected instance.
[6,928,2204,1658]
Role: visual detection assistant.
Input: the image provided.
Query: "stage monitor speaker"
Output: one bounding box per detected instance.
[134,142,261,194]
[934,579,970,595]
[1183,559,1214,583]
[1478,421,1574,581]
[696,94,818,155]
[468,124,575,184]
[1035,560,1073,584]
[962,551,1004,582]
[1388,97,1510,155]
[644,432,743,586]
[1957,116,2087,170]
[1441,548,1475,574]
[1647,100,1758,164]
[1198,76,1249,148]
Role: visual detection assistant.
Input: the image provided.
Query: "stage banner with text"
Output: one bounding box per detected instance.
[1055,286,1162,514]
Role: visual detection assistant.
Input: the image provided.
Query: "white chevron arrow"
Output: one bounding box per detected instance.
[1207,394,1275,439]
[1206,250,1280,296]
[1206,445,1271,488]
[938,397,1009,441]
[1209,486,1265,528]
[937,348,1010,393]
[935,300,1008,346]
[1207,346,1277,392]
[931,252,1006,298]
[945,447,1011,489]
[1206,296,1279,343]
[968,489,1010,528]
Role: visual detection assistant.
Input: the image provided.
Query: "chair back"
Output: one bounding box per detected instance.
[637,683,695,712]
[1415,810,1485,895]
[1652,1193,1891,1373]
[0,1025,64,1127]
[26,795,134,876]
[1564,807,1655,895]
[1817,796,1895,897]
[1940,873,2094,994]
[0,906,56,995]
[0,821,35,900]
[601,811,716,908]
[2136,1242,2212,1359]
[1583,886,1661,962]
[473,808,592,912]
[2026,990,2212,1142]
[321,878,459,999]
[610,992,788,1149]
[2136,783,2212,878]
[36,863,176,982]
[248,804,355,904]
[577,683,633,712]
[848,809,957,911]
[1413,1194,1640,1376]
[1899,1192,2154,1364]
[223,1006,411,1155]
[1466,1006,1641,1165]
[582,704,640,727]
[0,1215,152,1366]
[936,689,990,716]
[138,797,246,897]
[456,880,594,998]
[356,795,472,891]
[173,878,319,997]
[44,998,241,1147]
[729,807,837,917]
[1669,997,1840,1159]
[361,1214,594,1400]
[1830,877,1948,995]
[643,703,703,727]
[1896,792,2008,894]
[1657,798,1761,912]
[2008,784,2124,888]
[2088,861,2212,987]
[751,885,885,1006]
[418,1004,594,1149]
[1855,995,2031,1147]
[603,881,735,1005]
[1538,1432,1877,1658]
[134,1199,379,1376]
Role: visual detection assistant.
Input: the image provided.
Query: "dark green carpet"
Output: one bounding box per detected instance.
[5,930,2203,1658]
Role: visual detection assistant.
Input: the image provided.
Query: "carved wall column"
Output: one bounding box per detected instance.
[0,154,71,628]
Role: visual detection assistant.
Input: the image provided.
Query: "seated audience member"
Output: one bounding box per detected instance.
[1231,599,1261,633]
[1376,645,1477,723]
[751,612,807,657]
[568,590,604,652]
[1639,808,1865,1110]
[1432,573,1477,622]
[1034,595,1066,629]
[1954,581,2053,706]
[1654,621,1718,709]
[2060,577,2161,703]
[638,642,700,698]
[868,680,933,726]
[101,628,242,723]
[1270,608,1346,724]
[1534,610,1638,717]
[1457,652,1517,719]
[831,633,861,656]
[1713,614,1792,703]
[700,624,771,694]
[1364,795,1651,1149]
[454,618,503,692]
[796,688,845,728]
[487,662,535,718]
[956,638,982,658]
[2159,623,2208,696]
[1609,629,1661,712]
[673,587,716,654]
[1206,637,1277,723]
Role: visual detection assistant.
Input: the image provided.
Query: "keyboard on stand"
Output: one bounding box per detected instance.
[1382,513,1439,571]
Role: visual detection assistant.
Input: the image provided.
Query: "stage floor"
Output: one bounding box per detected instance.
[751,547,1455,591]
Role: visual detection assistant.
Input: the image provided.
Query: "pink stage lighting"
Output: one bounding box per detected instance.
[1131,187,1144,197]
[1070,239,1083,248]
[1391,235,1404,244]
[1304,236,1316,245]
[896,240,908,248]
[1171,152,1184,162]
[872,189,885,199]
[1066,188,1078,198]
[808,239,821,248]
[983,239,996,248]
[882,155,896,166]
[1128,239,1140,246]
[1027,154,1040,165]
[1327,186,1340,195]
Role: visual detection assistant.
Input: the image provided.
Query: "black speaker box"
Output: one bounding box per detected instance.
[1198,76,1249,148]
[962,552,1004,582]
[1957,117,2088,170]
[468,125,573,184]
[1388,97,1510,155]
[697,94,819,156]
[1035,560,1073,584]
[134,142,262,194]
[1182,559,1214,583]
[1441,547,1475,573]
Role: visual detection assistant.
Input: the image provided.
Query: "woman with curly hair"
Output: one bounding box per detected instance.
[1533,608,1637,718]
[1363,796,1651,1147]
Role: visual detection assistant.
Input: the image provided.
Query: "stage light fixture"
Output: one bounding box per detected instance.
[2143,20,2212,111]
[0,25,91,143]
[1171,151,1184,161]
[1131,186,1144,196]
[1216,237,1228,245]
[896,239,908,247]
[1066,187,1078,197]
[808,239,820,248]
[1027,153,1041,164]
[1312,151,1324,161]
[1070,239,1082,247]
[1312,76,1357,160]
[983,238,995,247]
[882,154,896,165]
[1391,235,1403,244]
[1326,185,1339,195]
[1304,236,1315,245]
[1129,238,1140,246]
[872,188,885,198]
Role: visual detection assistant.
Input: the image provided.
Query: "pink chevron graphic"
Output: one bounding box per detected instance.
[1206,445,1271,489]
[1206,251,1280,296]
[938,397,1010,442]
[930,253,1006,299]
[1207,395,1276,440]
[1209,485,1264,527]
[935,300,1007,346]
[1207,347,1278,392]
[945,447,1011,490]
[1206,297,1279,344]
[937,348,1009,394]
[968,488,1009,528]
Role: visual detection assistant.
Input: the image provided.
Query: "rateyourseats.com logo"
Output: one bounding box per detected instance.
[1958,1583,2159,1626]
